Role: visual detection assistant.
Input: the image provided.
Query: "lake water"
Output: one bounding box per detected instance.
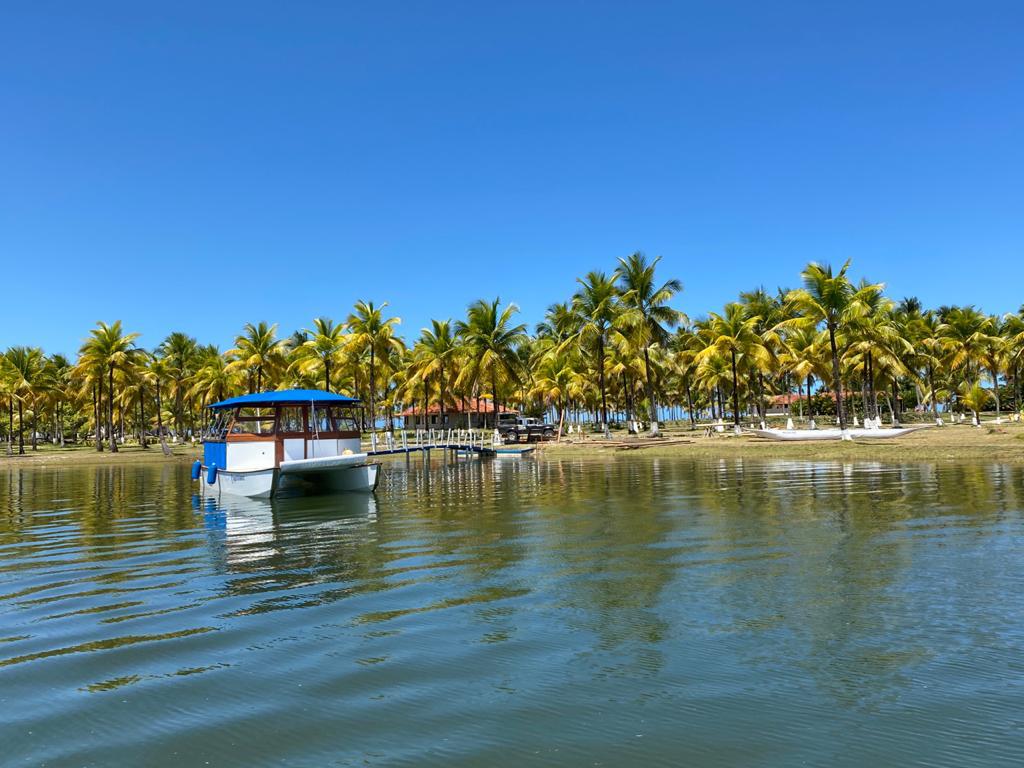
[2,456,1024,766]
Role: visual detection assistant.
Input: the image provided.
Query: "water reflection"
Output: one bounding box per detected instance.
[2,457,1024,766]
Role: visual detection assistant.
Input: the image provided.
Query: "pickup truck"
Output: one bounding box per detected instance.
[496,415,556,443]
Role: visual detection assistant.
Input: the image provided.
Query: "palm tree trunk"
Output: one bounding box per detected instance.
[31,399,38,450]
[18,399,25,455]
[6,398,12,455]
[928,363,938,420]
[827,323,846,429]
[597,335,608,432]
[991,366,1001,420]
[95,378,104,452]
[108,364,118,452]
[369,347,376,436]
[686,382,696,429]
[325,360,331,392]
[491,362,499,430]
[643,347,659,436]
[139,387,148,448]
[155,381,163,437]
[730,350,740,427]
[806,374,815,424]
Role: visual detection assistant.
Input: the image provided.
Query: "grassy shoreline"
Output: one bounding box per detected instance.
[1,422,1022,468]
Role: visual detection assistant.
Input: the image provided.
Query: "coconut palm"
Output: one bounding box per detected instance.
[81,321,140,452]
[696,303,771,428]
[616,252,683,435]
[410,320,459,420]
[292,317,345,392]
[346,301,404,433]
[158,332,199,439]
[786,261,876,429]
[959,381,991,426]
[228,322,285,394]
[568,270,621,433]
[3,347,47,453]
[456,298,528,428]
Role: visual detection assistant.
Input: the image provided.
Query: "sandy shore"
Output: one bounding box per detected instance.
[0,443,200,468]
[536,421,1024,464]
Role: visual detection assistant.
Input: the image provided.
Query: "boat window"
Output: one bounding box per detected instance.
[230,418,276,436]
[278,407,305,434]
[309,407,333,434]
[231,408,276,435]
[329,407,358,432]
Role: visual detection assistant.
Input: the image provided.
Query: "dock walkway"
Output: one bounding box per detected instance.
[365,428,532,458]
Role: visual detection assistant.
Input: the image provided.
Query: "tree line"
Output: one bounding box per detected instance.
[2,255,1023,454]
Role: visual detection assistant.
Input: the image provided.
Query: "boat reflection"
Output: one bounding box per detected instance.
[194,490,379,569]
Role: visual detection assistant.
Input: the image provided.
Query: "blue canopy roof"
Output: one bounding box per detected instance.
[208,389,361,410]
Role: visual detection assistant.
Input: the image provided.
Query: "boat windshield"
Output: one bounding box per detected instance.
[204,411,230,440]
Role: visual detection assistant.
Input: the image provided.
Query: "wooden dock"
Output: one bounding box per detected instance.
[364,429,523,459]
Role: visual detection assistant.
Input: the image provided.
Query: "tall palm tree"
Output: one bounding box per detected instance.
[411,320,459,421]
[81,321,140,452]
[293,317,345,392]
[228,322,285,394]
[617,252,683,435]
[158,332,199,439]
[569,270,621,433]
[786,261,873,429]
[456,299,528,428]
[696,303,770,428]
[346,301,403,433]
[3,346,47,454]
[779,325,825,424]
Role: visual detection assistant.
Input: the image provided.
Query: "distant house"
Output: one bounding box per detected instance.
[398,398,517,430]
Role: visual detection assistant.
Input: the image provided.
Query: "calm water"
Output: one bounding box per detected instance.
[2,457,1024,766]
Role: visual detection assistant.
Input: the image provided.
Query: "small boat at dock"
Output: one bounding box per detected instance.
[195,389,380,498]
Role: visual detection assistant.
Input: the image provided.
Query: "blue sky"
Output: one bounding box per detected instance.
[2,1,1022,356]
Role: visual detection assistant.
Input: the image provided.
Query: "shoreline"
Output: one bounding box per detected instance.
[535,422,1024,464]
[1,423,1022,469]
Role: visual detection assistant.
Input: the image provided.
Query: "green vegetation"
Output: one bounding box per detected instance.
[2,255,1024,456]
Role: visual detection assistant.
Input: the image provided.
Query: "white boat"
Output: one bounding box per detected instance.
[748,426,926,442]
[195,389,380,498]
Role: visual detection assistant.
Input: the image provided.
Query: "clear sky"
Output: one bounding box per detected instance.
[3,1,1022,356]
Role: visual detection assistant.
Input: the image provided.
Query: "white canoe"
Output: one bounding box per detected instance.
[748,427,926,442]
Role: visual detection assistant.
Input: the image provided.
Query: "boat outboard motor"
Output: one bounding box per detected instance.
[191,460,202,481]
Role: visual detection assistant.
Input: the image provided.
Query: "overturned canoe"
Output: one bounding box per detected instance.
[748,427,926,442]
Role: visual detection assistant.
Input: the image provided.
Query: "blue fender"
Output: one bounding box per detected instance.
[206,464,218,484]
[191,460,202,481]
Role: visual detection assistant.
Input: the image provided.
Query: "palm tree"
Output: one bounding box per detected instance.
[158,332,199,439]
[786,261,873,429]
[228,322,284,394]
[779,325,824,424]
[346,301,403,433]
[960,381,990,426]
[81,321,140,452]
[617,252,683,435]
[293,317,345,392]
[569,270,621,433]
[411,320,459,422]
[456,299,528,428]
[3,347,47,454]
[696,303,770,428]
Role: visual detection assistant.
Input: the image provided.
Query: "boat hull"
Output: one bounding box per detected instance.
[203,456,380,498]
